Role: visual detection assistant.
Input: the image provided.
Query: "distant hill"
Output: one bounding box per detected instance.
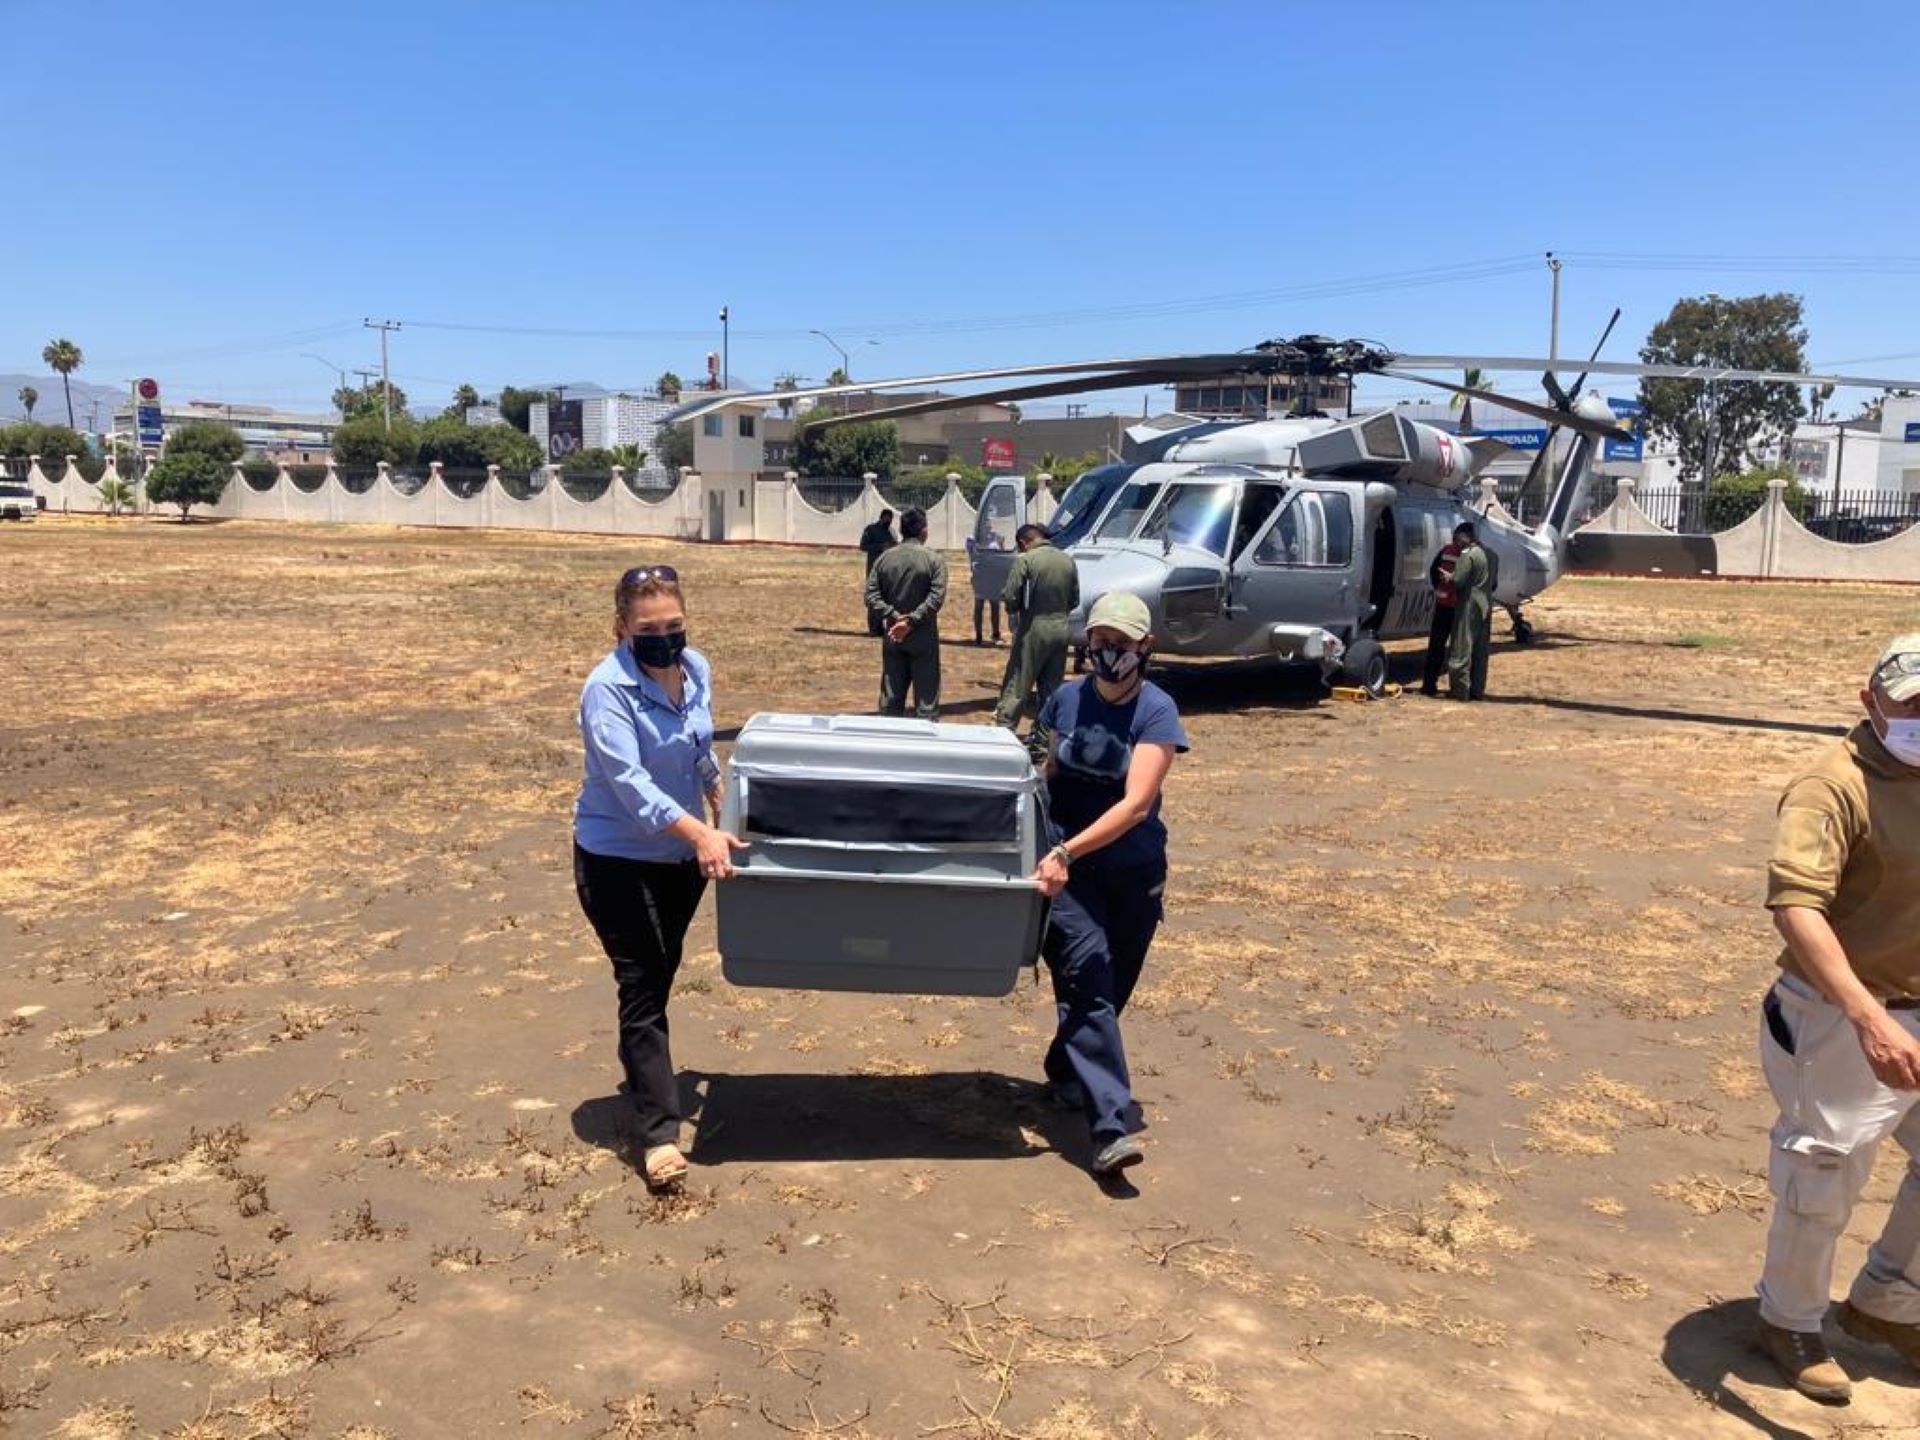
[0,373,132,431]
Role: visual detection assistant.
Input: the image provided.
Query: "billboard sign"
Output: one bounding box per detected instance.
[134,378,165,447]
[1790,439,1830,483]
[1479,426,1548,451]
[1905,421,1920,444]
[1604,397,1645,463]
[547,399,585,461]
[982,438,1017,471]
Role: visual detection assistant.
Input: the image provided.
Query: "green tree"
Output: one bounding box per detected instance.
[444,383,482,418]
[146,451,229,520]
[773,372,802,418]
[824,366,850,387]
[166,419,245,465]
[0,422,90,460]
[498,385,556,433]
[1450,367,1488,434]
[17,385,36,420]
[97,476,136,517]
[1704,464,1808,530]
[655,371,683,400]
[1857,388,1918,423]
[1036,450,1103,485]
[414,415,542,470]
[608,443,648,470]
[40,338,83,428]
[332,414,419,467]
[656,422,694,476]
[1638,293,1808,482]
[794,413,898,480]
[331,381,410,422]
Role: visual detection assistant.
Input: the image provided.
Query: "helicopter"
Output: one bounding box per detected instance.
[678,330,1920,695]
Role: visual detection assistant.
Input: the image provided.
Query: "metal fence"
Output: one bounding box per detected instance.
[441,467,489,500]
[1632,486,1920,539]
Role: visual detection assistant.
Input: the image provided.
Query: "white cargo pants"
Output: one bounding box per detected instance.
[1758,973,1920,1333]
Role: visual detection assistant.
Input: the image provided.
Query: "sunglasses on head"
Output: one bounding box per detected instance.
[619,564,680,587]
[1877,652,1920,684]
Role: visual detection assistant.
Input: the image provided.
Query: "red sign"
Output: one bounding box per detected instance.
[983,438,1017,471]
[136,377,161,401]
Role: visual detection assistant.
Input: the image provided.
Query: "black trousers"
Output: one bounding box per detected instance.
[573,844,708,1147]
[1423,604,1455,693]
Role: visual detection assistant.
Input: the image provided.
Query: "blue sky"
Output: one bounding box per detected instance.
[7,0,1919,416]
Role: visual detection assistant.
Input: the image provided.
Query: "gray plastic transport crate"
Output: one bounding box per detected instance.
[716,713,1048,996]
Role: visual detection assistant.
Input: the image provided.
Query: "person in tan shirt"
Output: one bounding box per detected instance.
[1753,633,1920,1403]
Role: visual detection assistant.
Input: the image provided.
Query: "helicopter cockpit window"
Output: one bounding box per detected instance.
[1048,464,1132,548]
[1255,491,1354,568]
[1093,481,1165,543]
[1139,482,1235,557]
[1231,483,1287,562]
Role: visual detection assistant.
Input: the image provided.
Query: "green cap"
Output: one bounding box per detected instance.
[1086,591,1152,640]
[1875,633,1920,703]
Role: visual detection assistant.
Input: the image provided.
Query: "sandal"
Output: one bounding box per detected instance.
[642,1143,688,1188]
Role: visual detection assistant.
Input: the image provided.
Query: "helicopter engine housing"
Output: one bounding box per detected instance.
[1295,412,1494,491]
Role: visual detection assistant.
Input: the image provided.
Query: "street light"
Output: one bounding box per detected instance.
[809,330,878,382]
[302,354,348,409]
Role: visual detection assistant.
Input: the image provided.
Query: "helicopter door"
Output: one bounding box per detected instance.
[969,476,1025,604]
[1235,487,1357,637]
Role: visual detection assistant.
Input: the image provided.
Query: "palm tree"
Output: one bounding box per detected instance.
[656,371,683,400]
[1449,367,1488,435]
[41,338,84,428]
[17,385,37,420]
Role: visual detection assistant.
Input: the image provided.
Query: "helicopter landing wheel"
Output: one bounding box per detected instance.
[1336,637,1389,698]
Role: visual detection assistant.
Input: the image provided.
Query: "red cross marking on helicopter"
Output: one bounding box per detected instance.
[1435,432,1455,477]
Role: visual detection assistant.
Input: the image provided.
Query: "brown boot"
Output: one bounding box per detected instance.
[1839,1300,1920,1366]
[1756,1319,1852,1403]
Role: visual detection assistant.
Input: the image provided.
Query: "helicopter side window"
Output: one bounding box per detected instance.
[1139,482,1235,556]
[1093,480,1165,543]
[1254,491,1353,568]
[1048,464,1132,548]
[977,480,1020,551]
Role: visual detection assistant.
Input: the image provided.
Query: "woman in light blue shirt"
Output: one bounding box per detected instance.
[573,565,745,1188]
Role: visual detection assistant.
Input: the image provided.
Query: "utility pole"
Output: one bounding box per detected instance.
[1545,252,1562,370]
[718,307,730,392]
[363,318,400,432]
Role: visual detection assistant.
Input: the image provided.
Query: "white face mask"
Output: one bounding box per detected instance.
[1874,695,1920,768]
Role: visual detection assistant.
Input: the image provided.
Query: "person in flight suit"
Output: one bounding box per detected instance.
[1029,591,1189,1179]
[858,508,897,637]
[1446,522,1494,701]
[1423,532,1462,697]
[993,524,1080,734]
[865,506,948,718]
[1751,635,1920,1403]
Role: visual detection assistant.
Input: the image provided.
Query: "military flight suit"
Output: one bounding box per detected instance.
[994,541,1080,730]
[866,538,948,718]
[1446,541,1494,700]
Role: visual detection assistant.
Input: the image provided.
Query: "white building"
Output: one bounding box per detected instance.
[530,388,679,484]
[112,399,337,459]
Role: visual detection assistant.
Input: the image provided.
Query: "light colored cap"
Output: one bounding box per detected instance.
[1875,633,1920,703]
[1086,591,1152,640]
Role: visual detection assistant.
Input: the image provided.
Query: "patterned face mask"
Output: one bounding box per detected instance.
[1091,645,1142,684]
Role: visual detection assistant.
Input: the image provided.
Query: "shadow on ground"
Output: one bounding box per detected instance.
[572,1071,1090,1167]
[1662,1297,1920,1439]
[1481,693,1848,737]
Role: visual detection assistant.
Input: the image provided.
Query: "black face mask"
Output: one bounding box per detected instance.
[629,630,688,669]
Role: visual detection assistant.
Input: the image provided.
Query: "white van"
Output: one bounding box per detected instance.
[0,481,39,521]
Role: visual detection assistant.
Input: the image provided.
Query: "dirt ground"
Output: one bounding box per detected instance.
[2,517,1918,1440]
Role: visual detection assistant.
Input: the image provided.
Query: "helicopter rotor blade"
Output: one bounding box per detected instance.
[669,352,1280,423]
[1387,354,1920,391]
[1563,307,1623,400]
[1381,372,1633,440]
[800,369,1199,429]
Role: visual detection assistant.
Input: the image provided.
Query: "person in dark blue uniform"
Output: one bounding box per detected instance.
[1030,590,1189,1177]
[573,565,746,1189]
